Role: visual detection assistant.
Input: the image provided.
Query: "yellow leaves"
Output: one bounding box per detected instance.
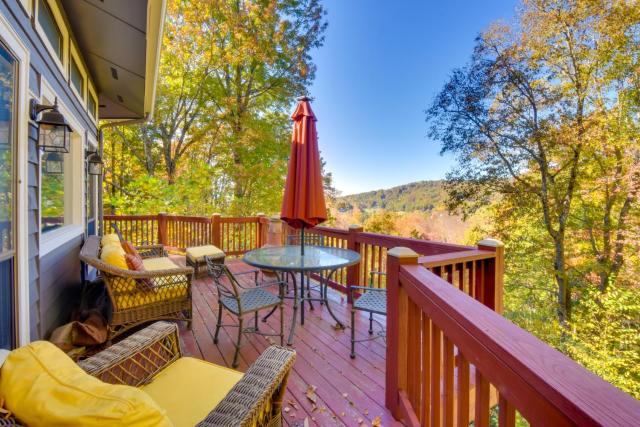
[305,384,317,404]
[371,415,382,426]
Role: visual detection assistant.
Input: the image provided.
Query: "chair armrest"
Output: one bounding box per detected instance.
[197,346,296,427]
[78,321,182,386]
[136,244,166,258]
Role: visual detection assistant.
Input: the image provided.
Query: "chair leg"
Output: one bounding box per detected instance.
[369,312,374,334]
[213,303,222,344]
[279,303,284,346]
[233,317,243,369]
[350,309,356,359]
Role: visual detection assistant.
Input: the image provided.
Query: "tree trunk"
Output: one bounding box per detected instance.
[553,237,571,324]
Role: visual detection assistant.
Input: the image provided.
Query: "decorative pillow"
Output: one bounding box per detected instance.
[125,253,154,290]
[121,240,142,260]
[100,244,128,270]
[101,233,120,247]
[0,341,172,427]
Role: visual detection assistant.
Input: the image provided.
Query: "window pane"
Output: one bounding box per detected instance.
[87,94,97,119]
[38,0,62,60]
[70,58,83,96]
[41,152,65,233]
[0,44,16,255]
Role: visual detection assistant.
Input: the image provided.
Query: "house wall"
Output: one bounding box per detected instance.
[0,0,99,341]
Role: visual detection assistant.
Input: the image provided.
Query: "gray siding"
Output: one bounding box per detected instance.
[0,0,98,338]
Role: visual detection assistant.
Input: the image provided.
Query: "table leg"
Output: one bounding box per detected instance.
[300,271,305,325]
[323,268,345,329]
[287,272,299,346]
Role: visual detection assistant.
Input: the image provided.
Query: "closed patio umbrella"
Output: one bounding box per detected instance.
[280,96,327,254]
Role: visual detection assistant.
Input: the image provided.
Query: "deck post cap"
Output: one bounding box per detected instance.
[348,224,363,230]
[256,212,266,216]
[478,238,504,248]
[388,247,419,259]
[269,215,281,221]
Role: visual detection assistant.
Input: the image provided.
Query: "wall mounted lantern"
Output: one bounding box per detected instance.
[30,98,73,153]
[86,150,103,176]
[43,152,63,174]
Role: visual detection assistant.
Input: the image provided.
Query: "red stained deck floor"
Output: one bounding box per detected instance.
[175,259,397,427]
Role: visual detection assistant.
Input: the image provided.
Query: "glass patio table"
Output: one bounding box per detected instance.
[243,245,361,345]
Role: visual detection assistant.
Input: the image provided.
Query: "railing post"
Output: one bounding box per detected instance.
[257,213,267,247]
[266,216,283,246]
[346,224,363,303]
[477,238,505,314]
[157,213,168,246]
[386,246,419,420]
[212,213,221,248]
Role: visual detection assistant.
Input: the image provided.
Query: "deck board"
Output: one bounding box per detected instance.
[176,259,397,427]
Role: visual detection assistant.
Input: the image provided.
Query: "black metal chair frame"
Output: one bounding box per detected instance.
[205,257,286,368]
[348,271,387,359]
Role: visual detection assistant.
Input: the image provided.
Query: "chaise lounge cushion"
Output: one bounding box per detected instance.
[0,341,172,427]
[141,357,243,427]
[143,257,180,271]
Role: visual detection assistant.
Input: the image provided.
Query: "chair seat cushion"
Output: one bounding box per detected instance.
[221,288,281,314]
[354,290,387,314]
[0,341,171,427]
[141,357,242,427]
[143,257,179,271]
[186,245,225,262]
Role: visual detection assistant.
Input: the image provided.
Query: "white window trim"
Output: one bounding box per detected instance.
[0,12,31,347]
[39,79,87,253]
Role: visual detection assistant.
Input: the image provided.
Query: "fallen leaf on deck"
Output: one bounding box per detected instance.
[357,418,364,425]
[303,417,310,427]
[305,385,317,403]
[364,409,369,415]
[311,404,317,412]
[342,393,348,398]
[372,415,382,426]
[340,411,346,417]
[287,399,298,410]
[284,407,290,413]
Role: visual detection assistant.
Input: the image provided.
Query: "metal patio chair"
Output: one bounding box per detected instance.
[349,271,387,358]
[205,257,285,368]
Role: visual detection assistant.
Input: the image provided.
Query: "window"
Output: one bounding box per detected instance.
[70,57,83,97]
[87,93,97,119]
[41,151,65,233]
[0,42,17,350]
[37,0,62,60]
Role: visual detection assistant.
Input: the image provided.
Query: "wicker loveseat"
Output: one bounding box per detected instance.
[80,235,193,340]
[0,322,296,426]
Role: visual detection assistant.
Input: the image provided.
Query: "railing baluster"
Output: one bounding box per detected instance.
[456,353,470,427]
[498,394,516,427]
[431,323,442,427]
[474,369,490,427]
[443,336,455,427]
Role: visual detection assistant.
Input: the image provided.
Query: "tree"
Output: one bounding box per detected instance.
[426,0,640,323]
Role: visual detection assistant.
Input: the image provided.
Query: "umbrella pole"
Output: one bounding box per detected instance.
[301,225,305,255]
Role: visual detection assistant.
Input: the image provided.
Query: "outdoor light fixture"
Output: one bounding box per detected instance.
[86,150,103,176]
[30,98,73,153]
[43,152,63,174]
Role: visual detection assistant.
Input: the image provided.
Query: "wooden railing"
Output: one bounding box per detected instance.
[104,214,269,255]
[385,248,640,426]
[286,225,502,307]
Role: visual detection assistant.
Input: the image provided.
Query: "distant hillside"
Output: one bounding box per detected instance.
[336,180,447,213]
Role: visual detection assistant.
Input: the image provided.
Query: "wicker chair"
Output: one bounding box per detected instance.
[348,271,387,358]
[206,258,285,369]
[79,235,193,340]
[0,322,296,427]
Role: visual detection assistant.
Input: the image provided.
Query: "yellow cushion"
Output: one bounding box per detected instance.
[186,245,225,262]
[101,233,121,247]
[114,283,189,310]
[143,257,179,271]
[142,357,242,427]
[0,341,172,427]
[101,244,128,270]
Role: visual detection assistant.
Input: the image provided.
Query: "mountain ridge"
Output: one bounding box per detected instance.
[336,180,447,213]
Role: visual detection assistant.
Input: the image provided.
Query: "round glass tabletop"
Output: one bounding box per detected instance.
[243,245,361,272]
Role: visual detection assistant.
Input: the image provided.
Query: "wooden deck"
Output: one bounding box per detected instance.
[176,259,397,427]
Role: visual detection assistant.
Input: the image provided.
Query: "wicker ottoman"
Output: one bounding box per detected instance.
[186,245,225,277]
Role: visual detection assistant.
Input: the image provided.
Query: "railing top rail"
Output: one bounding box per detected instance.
[166,215,212,222]
[356,231,473,254]
[399,264,640,426]
[104,214,159,220]
[219,216,260,223]
[418,249,496,267]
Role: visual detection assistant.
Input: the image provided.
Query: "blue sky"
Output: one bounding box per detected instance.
[307,1,517,195]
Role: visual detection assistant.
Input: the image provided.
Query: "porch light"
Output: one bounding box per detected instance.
[86,150,103,176]
[30,98,73,153]
[43,152,63,174]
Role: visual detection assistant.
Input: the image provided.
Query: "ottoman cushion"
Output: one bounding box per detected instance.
[186,245,225,262]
